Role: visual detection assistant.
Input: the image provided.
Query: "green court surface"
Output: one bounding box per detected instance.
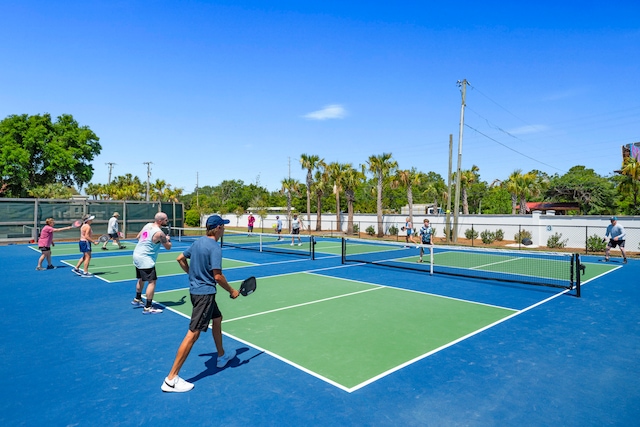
[155,272,516,391]
[61,252,254,282]
[29,241,134,256]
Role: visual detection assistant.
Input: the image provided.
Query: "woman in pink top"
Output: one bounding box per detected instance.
[36,218,72,270]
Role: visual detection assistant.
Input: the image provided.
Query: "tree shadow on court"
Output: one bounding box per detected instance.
[186,347,263,384]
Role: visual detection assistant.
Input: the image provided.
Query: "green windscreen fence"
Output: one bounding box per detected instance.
[0,198,184,243]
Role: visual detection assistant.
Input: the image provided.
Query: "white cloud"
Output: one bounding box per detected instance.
[303,104,347,120]
[508,125,549,135]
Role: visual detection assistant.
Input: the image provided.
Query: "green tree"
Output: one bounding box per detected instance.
[546,166,616,214]
[328,162,350,231]
[281,178,302,226]
[366,153,397,237]
[392,168,421,224]
[27,183,75,199]
[342,165,365,235]
[0,113,101,197]
[300,154,324,224]
[311,168,330,231]
[619,156,640,214]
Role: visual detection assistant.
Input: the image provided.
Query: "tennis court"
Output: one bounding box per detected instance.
[1,235,639,426]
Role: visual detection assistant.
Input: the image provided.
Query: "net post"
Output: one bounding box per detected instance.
[575,253,581,298]
[341,238,346,264]
[429,245,434,275]
[259,233,263,253]
[311,236,315,260]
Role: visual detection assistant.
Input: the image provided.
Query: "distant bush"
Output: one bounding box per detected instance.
[442,227,452,240]
[185,209,201,227]
[481,230,496,244]
[514,229,532,244]
[366,225,376,236]
[547,232,568,249]
[465,228,478,240]
[495,229,504,241]
[388,225,398,236]
[587,234,606,252]
[353,224,359,233]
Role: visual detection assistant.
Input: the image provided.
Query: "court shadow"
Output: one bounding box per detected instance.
[160,295,187,307]
[186,347,261,384]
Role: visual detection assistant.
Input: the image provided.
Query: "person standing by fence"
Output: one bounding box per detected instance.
[605,216,628,264]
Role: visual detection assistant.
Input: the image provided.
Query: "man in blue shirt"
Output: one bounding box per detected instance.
[161,215,240,393]
[605,216,627,264]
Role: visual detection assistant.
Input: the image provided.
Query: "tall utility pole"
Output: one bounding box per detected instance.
[453,79,468,243]
[143,162,153,202]
[106,162,116,184]
[196,172,199,207]
[446,134,453,244]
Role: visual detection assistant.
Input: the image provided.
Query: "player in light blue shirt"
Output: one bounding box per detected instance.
[605,216,627,264]
[412,218,434,263]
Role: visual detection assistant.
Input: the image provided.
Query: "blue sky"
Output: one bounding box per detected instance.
[2,1,639,194]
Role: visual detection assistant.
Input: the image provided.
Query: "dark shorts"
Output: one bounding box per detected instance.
[79,241,91,253]
[108,232,118,238]
[608,239,625,249]
[135,267,157,281]
[189,293,222,332]
[421,240,431,245]
[39,246,51,252]
[292,228,300,235]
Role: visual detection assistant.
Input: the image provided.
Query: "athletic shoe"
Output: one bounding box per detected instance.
[623,258,628,264]
[143,306,163,314]
[101,247,108,250]
[297,243,302,246]
[216,348,236,368]
[46,265,56,270]
[81,272,94,278]
[290,243,294,246]
[36,266,46,271]
[417,259,423,263]
[604,257,610,262]
[118,246,127,249]
[161,376,194,393]
[131,298,145,307]
[72,268,82,276]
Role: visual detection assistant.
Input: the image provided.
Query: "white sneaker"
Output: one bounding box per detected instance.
[216,348,236,368]
[143,306,163,314]
[290,243,294,246]
[297,243,302,246]
[161,376,194,393]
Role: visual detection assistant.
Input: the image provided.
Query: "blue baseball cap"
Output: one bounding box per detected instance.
[206,214,230,229]
[610,216,618,221]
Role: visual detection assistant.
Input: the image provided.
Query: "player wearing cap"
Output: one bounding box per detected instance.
[161,214,240,393]
[72,214,98,277]
[605,216,628,264]
[102,212,126,250]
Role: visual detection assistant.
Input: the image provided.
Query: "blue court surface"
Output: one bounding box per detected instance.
[1,237,639,426]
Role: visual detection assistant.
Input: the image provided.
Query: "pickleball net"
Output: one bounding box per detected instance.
[341,237,581,294]
[173,227,314,259]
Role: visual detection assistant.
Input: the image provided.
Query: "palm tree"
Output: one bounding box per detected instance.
[458,165,479,215]
[328,162,349,232]
[342,165,365,235]
[300,154,324,227]
[392,168,421,225]
[366,153,397,238]
[311,168,330,231]
[620,156,640,211]
[280,178,302,227]
[503,170,522,215]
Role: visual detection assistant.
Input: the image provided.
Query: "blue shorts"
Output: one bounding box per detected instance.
[79,241,92,253]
